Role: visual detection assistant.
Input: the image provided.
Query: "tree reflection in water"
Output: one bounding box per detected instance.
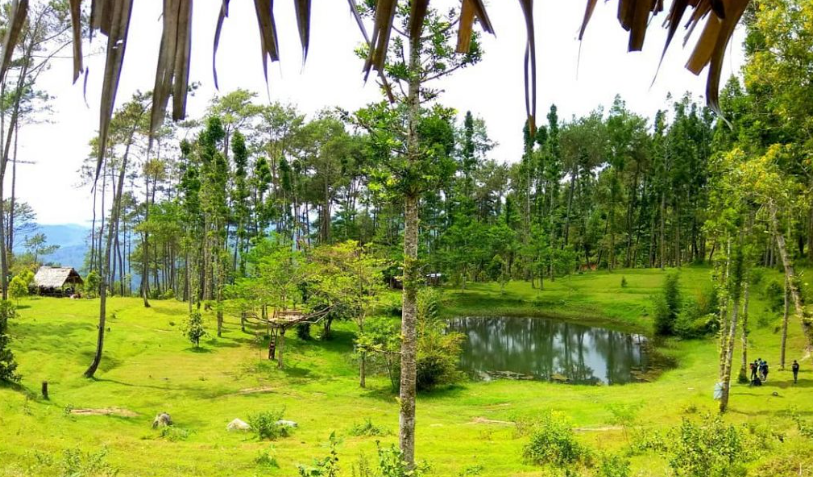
[448,316,651,385]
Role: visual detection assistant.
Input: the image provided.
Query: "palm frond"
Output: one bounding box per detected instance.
[95,0,134,183]
[69,0,84,83]
[0,0,29,85]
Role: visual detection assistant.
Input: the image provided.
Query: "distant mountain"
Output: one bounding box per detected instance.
[17,224,90,271]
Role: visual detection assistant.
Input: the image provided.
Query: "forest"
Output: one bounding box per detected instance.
[1,0,813,476]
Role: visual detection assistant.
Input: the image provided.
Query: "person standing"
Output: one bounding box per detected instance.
[750,361,758,383]
[761,360,769,382]
[792,360,800,384]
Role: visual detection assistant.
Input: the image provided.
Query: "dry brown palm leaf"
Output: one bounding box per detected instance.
[95,0,134,182]
[254,0,280,82]
[69,0,83,83]
[363,0,397,80]
[456,0,494,53]
[346,0,395,103]
[519,0,536,136]
[456,0,475,53]
[579,0,599,40]
[91,0,113,35]
[579,0,748,112]
[172,0,193,122]
[409,0,430,43]
[0,0,29,86]
[213,0,231,90]
[294,0,311,61]
[688,0,748,113]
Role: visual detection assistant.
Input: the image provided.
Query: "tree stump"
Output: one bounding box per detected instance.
[41,381,49,400]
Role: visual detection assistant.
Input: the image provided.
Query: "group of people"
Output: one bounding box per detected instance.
[749,358,770,385]
[749,358,802,385]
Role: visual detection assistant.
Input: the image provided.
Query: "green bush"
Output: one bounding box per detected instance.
[654,271,681,336]
[255,448,279,469]
[620,276,628,288]
[159,426,190,442]
[58,448,117,477]
[160,289,175,300]
[248,409,290,441]
[348,418,389,437]
[296,322,312,341]
[8,276,28,303]
[669,415,748,477]
[298,432,339,477]
[416,289,464,391]
[0,300,19,383]
[763,280,784,312]
[84,271,101,298]
[522,411,591,467]
[376,443,430,477]
[183,310,206,347]
[598,453,630,477]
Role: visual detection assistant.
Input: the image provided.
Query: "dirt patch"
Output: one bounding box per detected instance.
[70,408,138,418]
[238,386,274,395]
[471,417,513,425]
[574,426,622,432]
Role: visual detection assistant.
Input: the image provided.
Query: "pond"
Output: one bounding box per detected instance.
[448,316,663,385]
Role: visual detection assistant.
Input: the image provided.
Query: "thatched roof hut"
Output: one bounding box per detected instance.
[34,267,84,289]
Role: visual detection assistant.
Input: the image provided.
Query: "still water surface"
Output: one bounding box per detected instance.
[448,316,656,385]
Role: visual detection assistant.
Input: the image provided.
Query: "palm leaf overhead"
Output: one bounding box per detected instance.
[150,0,193,149]
[0,0,29,86]
[57,0,748,184]
[93,0,135,182]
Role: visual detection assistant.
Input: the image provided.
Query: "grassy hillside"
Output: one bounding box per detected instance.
[1,266,811,476]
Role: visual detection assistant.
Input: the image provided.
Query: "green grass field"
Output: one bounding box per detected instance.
[1,266,812,476]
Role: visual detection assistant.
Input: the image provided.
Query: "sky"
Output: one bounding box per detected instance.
[15,1,745,226]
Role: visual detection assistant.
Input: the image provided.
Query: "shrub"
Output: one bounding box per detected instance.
[416,289,464,391]
[669,415,748,477]
[248,409,290,441]
[654,271,681,336]
[376,443,430,477]
[159,426,190,442]
[297,432,340,477]
[620,276,628,288]
[85,271,101,298]
[348,418,389,437]
[296,322,312,341]
[675,299,718,339]
[0,300,19,383]
[58,448,117,477]
[255,447,279,469]
[598,453,630,477]
[183,310,206,347]
[628,428,668,455]
[522,411,591,467]
[8,276,28,303]
[160,289,175,300]
[763,280,784,312]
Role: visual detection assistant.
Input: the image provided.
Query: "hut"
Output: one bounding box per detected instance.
[33,266,84,297]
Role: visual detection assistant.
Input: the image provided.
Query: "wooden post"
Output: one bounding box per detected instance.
[41,381,48,400]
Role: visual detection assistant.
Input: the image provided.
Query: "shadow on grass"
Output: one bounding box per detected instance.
[0,380,36,399]
[207,339,240,349]
[185,346,213,353]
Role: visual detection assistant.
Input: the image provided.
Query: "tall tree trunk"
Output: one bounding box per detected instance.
[780,274,789,369]
[142,175,151,308]
[85,126,137,378]
[739,279,750,381]
[770,203,812,349]
[719,291,740,413]
[398,29,422,470]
